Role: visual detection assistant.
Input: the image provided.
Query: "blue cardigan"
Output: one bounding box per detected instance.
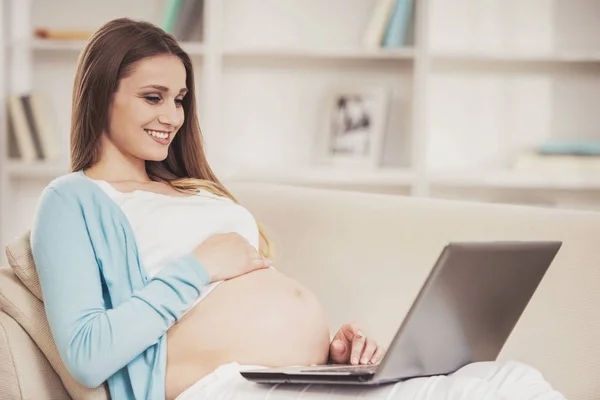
[30,171,211,400]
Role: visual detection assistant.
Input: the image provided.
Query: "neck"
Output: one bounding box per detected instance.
[84,135,151,183]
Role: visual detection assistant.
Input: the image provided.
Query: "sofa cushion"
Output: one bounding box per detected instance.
[0,266,109,400]
[5,231,43,301]
[0,312,22,400]
[0,312,70,399]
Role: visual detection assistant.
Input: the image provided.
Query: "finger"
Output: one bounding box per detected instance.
[340,322,361,343]
[249,248,267,262]
[359,338,378,365]
[261,254,274,268]
[350,330,366,365]
[370,345,386,365]
[251,256,271,270]
[328,339,348,364]
[261,257,272,268]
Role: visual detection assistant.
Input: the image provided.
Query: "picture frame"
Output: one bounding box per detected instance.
[315,85,390,167]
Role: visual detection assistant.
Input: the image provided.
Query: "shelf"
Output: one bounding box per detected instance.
[431,50,600,64]
[430,170,600,190]
[222,47,415,61]
[10,163,600,191]
[6,161,415,187]
[6,161,69,179]
[32,39,88,51]
[27,39,206,55]
[14,39,600,63]
[22,39,413,61]
[224,166,416,186]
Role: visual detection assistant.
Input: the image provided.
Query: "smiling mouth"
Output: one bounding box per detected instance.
[144,129,171,139]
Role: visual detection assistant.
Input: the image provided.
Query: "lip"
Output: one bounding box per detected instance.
[145,129,171,145]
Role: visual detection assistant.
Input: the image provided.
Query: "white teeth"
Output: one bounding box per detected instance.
[145,130,169,139]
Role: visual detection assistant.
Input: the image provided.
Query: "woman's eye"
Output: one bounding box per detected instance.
[175,98,184,107]
[145,95,161,103]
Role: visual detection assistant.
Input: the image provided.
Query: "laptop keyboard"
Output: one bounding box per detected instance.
[301,364,378,374]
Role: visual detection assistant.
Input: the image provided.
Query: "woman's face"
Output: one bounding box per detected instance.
[105,54,187,162]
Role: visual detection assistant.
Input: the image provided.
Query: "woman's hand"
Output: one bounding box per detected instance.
[192,233,271,282]
[328,322,385,365]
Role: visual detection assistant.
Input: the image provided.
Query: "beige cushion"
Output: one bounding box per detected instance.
[5,231,43,301]
[0,311,70,399]
[0,266,110,400]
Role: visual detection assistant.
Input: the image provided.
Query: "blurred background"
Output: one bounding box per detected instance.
[1,0,600,263]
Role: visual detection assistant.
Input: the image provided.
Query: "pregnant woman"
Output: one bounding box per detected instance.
[31,18,566,400]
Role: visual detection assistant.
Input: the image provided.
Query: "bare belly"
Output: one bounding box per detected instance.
[165,268,331,399]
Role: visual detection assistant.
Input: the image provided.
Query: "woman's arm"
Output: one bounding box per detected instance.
[31,187,210,388]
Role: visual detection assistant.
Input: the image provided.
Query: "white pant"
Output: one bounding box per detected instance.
[176,360,566,400]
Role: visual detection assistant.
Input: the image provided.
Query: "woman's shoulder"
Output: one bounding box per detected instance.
[43,170,85,190]
[40,170,106,206]
[32,172,105,230]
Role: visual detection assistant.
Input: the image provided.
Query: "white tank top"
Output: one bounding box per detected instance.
[90,179,260,310]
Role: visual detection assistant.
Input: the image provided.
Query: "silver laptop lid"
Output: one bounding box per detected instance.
[375,241,561,382]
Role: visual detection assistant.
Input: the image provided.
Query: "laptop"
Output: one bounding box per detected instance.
[241,240,562,386]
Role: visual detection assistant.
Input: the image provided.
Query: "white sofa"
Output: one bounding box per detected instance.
[1,182,599,399]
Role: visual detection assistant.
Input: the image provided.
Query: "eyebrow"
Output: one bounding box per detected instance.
[141,84,188,94]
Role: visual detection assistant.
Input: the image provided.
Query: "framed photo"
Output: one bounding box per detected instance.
[315,85,389,167]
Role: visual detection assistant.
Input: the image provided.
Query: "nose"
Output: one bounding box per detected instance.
[158,102,183,127]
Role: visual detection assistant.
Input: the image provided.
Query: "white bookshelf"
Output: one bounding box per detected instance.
[30,38,208,55]
[432,50,600,64]
[227,165,416,187]
[431,170,600,191]
[6,160,69,179]
[1,0,600,255]
[24,43,600,64]
[222,47,416,61]
[31,39,88,51]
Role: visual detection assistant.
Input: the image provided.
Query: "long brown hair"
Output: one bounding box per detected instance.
[70,18,271,257]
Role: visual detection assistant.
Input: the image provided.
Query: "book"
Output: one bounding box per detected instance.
[172,0,204,41]
[382,0,414,47]
[7,95,37,162]
[162,0,184,34]
[34,28,94,40]
[536,139,600,156]
[21,95,45,160]
[6,92,61,162]
[362,0,396,49]
[514,152,600,173]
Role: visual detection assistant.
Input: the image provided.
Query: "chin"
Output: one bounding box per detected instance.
[148,153,169,161]
[139,150,169,162]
